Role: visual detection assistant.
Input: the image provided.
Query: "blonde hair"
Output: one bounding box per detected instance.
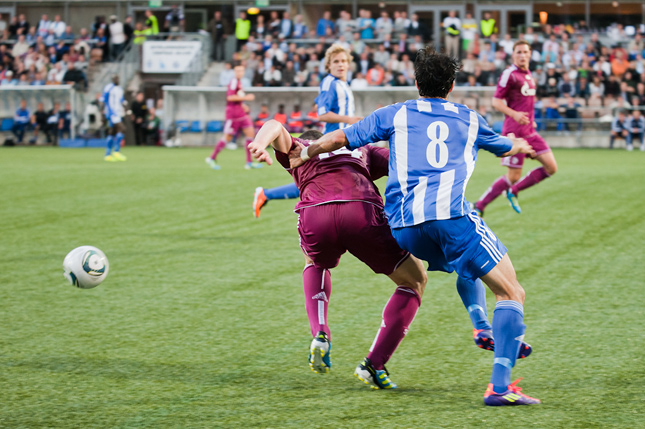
[324,43,352,72]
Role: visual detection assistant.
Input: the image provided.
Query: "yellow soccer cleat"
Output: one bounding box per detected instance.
[112,152,127,161]
[104,155,116,162]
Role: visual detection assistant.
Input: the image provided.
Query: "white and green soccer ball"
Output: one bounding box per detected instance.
[63,246,109,289]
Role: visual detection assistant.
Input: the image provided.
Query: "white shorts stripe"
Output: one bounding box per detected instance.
[467,213,504,261]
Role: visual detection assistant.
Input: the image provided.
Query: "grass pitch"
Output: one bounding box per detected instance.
[1,146,644,428]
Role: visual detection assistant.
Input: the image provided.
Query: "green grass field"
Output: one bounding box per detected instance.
[1,146,644,428]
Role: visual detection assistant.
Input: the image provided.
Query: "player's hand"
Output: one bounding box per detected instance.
[288,141,306,168]
[246,93,255,101]
[511,137,536,158]
[348,116,362,124]
[247,141,273,165]
[512,111,530,125]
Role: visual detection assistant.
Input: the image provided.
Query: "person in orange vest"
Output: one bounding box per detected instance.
[287,104,304,133]
[273,104,287,126]
[305,103,321,130]
[255,103,271,132]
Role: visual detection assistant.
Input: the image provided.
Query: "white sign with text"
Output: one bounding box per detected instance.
[142,41,201,73]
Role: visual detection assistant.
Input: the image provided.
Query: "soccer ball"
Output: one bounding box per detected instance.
[63,246,109,289]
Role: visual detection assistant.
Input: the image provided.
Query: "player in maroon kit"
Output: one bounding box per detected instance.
[205,64,262,170]
[248,119,427,389]
[474,40,558,215]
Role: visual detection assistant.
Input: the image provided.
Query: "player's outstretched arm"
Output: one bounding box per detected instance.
[247,120,292,165]
[501,135,536,158]
[318,111,362,125]
[288,129,348,168]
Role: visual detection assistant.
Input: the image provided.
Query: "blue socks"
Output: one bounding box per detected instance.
[105,136,114,156]
[264,183,300,201]
[114,133,124,152]
[490,300,526,393]
[456,277,492,331]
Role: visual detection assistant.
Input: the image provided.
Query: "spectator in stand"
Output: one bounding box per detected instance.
[626,109,645,151]
[50,15,65,38]
[1,70,16,86]
[12,34,29,58]
[544,95,564,132]
[17,14,29,36]
[336,11,354,41]
[130,91,147,146]
[145,107,161,145]
[461,12,478,55]
[356,50,372,76]
[375,11,393,40]
[316,11,334,38]
[165,5,185,33]
[559,93,582,133]
[576,76,591,100]
[25,27,38,45]
[499,33,514,57]
[287,104,304,133]
[282,60,296,86]
[37,14,50,38]
[60,25,75,41]
[268,11,281,38]
[12,99,30,143]
[273,104,287,125]
[292,15,307,39]
[589,75,605,101]
[109,16,127,60]
[91,27,108,64]
[479,41,494,63]
[604,74,621,99]
[357,9,375,40]
[480,12,496,38]
[253,14,266,40]
[59,101,72,140]
[279,12,293,39]
[219,61,235,86]
[144,10,159,35]
[123,16,134,45]
[254,103,271,131]
[611,50,628,78]
[63,61,87,90]
[235,11,251,52]
[558,73,576,97]
[350,71,368,89]
[610,110,629,148]
[263,64,282,86]
[351,32,366,55]
[366,62,385,86]
[442,10,461,59]
[633,82,645,107]
[407,13,424,39]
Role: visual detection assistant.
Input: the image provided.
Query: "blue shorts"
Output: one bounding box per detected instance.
[391,212,507,281]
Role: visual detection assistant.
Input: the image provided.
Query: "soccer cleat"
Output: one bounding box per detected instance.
[245,162,263,170]
[505,191,521,214]
[484,378,541,406]
[473,329,533,359]
[205,157,221,170]
[309,331,331,374]
[104,155,116,162]
[354,357,397,389]
[253,187,268,218]
[112,152,127,161]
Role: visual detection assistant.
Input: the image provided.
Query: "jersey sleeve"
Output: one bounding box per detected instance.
[274,137,298,170]
[366,146,389,181]
[315,81,337,116]
[493,70,513,100]
[343,107,393,150]
[475,113,513,156]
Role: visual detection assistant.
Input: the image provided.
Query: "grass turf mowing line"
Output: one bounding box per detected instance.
[0,147,643,427]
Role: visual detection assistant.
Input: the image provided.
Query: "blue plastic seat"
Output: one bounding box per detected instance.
[1,118,14,131]
[206,120,223,132]
[189,120,203,133]
[175,120,189,132]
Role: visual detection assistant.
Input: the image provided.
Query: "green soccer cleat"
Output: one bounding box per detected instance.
[309,331,331,374]
[505,191,521,214]
[354,357,397,389]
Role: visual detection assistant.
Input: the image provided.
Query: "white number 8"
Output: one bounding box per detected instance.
[426,121,449,168]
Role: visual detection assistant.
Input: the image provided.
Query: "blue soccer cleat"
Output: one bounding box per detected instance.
[309,331,331,374]
[473,329,532,359]
[505,191,521,214]
[354,357,397,389]
[205,157,221,170]
[484,379,541,406]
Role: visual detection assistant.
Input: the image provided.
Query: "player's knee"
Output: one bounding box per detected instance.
[545,162,557,176]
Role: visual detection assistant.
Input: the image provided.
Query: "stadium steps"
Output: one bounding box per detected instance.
[197,62,226,87]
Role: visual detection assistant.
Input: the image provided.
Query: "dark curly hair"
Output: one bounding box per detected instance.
[414,47,460,99]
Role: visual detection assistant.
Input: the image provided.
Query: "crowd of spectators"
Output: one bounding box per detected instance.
[219,8,645,113]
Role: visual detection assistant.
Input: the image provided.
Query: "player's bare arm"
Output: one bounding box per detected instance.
[501,135,536,158]
[247,120,292,165]
[318,111,362,125]
[288,129,348,168]
[492,97,530,125]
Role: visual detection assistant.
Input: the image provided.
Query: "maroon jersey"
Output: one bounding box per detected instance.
[275,137,389,212]
[226,78,247,120]
[494,64,537,137]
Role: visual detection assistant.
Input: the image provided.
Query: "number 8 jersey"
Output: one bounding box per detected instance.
[343,98,513,228]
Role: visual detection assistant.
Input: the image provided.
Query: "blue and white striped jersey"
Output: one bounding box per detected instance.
[315,74,355,134]
[344,98,513,228]
[102,83,125,119]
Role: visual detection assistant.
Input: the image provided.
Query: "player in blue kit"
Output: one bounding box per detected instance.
[290,48,540,406]
[102,75,127,162]
[253,44,362,218]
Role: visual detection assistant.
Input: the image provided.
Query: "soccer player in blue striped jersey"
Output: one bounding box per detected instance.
[102,75,127,162]
[290,48,541,406]
[253,44,362,218]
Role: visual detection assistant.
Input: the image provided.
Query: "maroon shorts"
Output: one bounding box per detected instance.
[501,131,551,168]
[298,202,409,274]
[224,115,253,136]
